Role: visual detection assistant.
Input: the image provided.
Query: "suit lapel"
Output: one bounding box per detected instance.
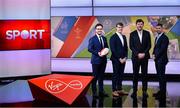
[123,35,126,47]
[116,33,123,47]
[95,35,105,48]
[155,33,163,47]
[157,33,163,44]
[95,35,102,48]
[135,30,142,45]
[141,30,145,45]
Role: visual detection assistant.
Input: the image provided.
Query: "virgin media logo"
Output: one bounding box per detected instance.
[45,79,83,94]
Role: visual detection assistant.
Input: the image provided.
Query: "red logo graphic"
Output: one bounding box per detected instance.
[28,74,93,105]
[0,20,50,50]
[45,79,83,94]
[6,29,45,40]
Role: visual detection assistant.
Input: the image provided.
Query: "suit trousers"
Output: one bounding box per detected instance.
[155,61,167,106]
[92,63,106,94]
[112,61,125,91]
[132,59,148,93]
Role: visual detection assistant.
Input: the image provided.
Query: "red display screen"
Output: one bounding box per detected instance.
[0,20,50,50]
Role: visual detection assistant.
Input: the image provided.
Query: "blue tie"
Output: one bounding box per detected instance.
[155,35,161,44]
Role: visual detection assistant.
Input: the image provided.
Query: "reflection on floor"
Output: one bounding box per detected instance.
[0,80,180,107]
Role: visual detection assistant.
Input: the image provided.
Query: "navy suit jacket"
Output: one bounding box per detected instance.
[130,30,151,59]
[153,33,169,64]
[110,33,128,62]
[88,35,109,64]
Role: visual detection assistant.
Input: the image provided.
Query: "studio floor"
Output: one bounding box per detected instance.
[0,80,180,107]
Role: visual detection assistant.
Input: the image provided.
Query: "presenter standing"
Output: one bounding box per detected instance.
[152,23,169,107]
[88,23,109,98]
[129,19,151,98]
[110,22,128,97]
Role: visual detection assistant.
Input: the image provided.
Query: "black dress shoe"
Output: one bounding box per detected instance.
[99,92,109,97]
[153,91,160,97]
[153,91,161,100]
[143,92,149,98]
[131,92,137,98]
[93,93,99,98]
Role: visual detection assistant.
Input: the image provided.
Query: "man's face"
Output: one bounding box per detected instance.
[95,26,103,35]
[116,25,123,33]
[156,25,163,34]
[136,22,144,31]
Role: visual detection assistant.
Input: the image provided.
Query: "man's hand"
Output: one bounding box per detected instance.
[138,53,145,59]
[98,52,103,57]
[119,58,123,64]
[119,57,126,64]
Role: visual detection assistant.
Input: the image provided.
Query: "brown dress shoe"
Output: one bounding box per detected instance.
[112,91,119,97]
[117,90,128,95]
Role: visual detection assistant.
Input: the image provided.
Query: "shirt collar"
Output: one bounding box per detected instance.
[96,33,102,38]
[116,32,123,37]
[157,32,163,38]
[137,30,143,34]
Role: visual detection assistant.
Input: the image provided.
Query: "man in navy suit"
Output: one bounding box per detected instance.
[129,19,151,98]
[88,23,109,98]
[110,22,128,97]
[152,23,169,107]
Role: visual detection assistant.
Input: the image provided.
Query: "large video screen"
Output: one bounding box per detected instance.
[51,16,180,59]
[0,0,51,78]
[0,20,51,78]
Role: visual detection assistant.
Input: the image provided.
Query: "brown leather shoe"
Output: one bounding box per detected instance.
[112,91,119,97]
[117,90,128,95]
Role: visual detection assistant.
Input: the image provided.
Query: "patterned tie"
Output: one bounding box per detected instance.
[99,36,103,48]
[155,37,158,44]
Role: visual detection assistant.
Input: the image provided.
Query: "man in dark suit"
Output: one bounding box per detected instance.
[152,23,169,107]
[88,23,109,98]
[110,22,128,97]
[129,19,151,98]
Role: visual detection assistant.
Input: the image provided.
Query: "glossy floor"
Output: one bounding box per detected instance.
[0,80,180,107]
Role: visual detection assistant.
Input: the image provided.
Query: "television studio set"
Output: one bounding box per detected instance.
[0,0,180,107]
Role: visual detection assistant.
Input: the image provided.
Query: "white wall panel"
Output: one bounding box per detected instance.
[51,7,92,16]
[0,50,50,78]
[94,7,180,16]
[0,0,50,19]
[94,0,180,6]
[51,0,92,7]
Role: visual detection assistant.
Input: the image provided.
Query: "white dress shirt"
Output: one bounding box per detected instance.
[116,32,124,46]
[155,32,163,44]
[137,30,143,43]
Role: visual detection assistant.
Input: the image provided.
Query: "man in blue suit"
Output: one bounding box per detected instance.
[88,23,109,98]
[152,23,169,107]
[110,22,128,97]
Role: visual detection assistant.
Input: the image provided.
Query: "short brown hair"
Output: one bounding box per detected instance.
[136,19,144,24]
[95,23,103,29]
[116,22,124,27]
[156,23,163,27]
